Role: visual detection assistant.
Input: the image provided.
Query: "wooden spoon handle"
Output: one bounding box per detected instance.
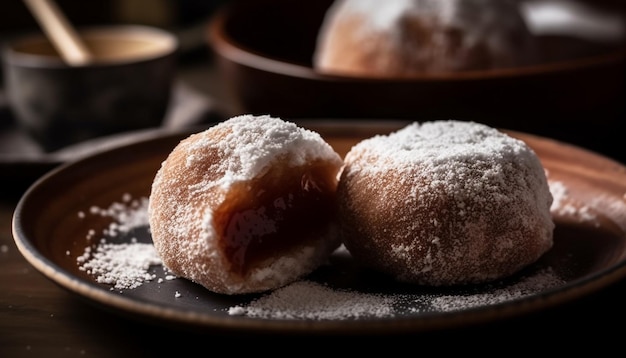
[22,0,93,65]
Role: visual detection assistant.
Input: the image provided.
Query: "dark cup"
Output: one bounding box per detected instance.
[2,25,178,152]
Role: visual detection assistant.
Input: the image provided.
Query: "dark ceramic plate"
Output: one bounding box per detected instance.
[12,120,626,334]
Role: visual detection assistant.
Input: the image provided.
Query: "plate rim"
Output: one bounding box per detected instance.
[12,121,626,334]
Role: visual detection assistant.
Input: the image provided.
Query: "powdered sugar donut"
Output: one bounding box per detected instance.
[148,115,343,294]
[337,120,554,286]
[314,0,539,76]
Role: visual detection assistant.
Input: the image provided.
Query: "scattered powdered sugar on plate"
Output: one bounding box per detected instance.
[77,238,162,290]
[74,192,566,319]
[421,267,563,312]
[76,194,176,291]
[227,267,564,319]
[83,193,150,239]
[549,180,598,223]
[228,280,395,319]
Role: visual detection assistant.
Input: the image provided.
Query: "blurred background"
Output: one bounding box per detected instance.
[1,0,624,173]
[0,0,233,116]
[0,0,227,59]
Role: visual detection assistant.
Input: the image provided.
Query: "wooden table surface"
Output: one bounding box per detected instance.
[2,59,625,357]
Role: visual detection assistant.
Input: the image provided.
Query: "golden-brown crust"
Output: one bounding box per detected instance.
[148,130,229,291]
[337,120,554,286]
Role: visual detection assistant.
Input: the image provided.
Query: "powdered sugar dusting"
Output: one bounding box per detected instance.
[74,195,566,319]
[347,120,537,171]
[325,0,529,39]
[76,194,176,290]
[148,115,344,294]
[179,114,342,190]
[424,267,563,312]
[549,180,598,223]
[340,120,554,285]
[83,194,150,240]
[338,0,414,30]
[69,120,579,318]
[77,239,161,290]
[228,280,394,319]
[227,267,564,319]
[315,0,538,74]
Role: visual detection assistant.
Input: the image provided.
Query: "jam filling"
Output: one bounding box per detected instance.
[213,161,338,275]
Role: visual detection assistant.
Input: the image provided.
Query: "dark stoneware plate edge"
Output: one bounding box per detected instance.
[11,120,626,335]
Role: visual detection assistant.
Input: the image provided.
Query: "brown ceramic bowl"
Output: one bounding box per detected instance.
[207,0,625,161]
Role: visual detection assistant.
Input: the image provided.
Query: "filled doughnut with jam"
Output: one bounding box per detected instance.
[148,115,343,294]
